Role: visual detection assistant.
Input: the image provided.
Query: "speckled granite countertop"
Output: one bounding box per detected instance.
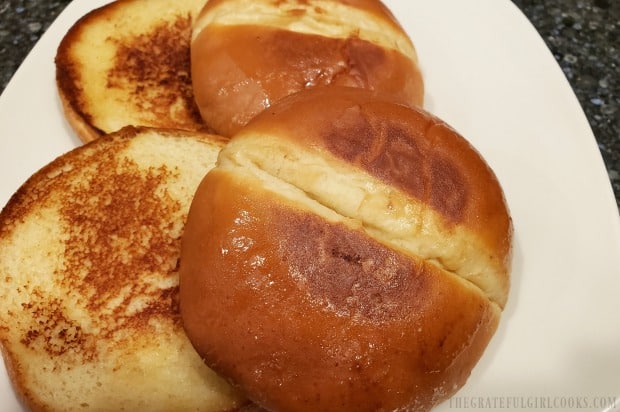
[1,0,619,211]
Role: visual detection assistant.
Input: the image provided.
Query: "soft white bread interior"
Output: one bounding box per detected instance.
[180,87,512,412]
[56,0,208,143]
[0,126,251,411]
[191,0,424,137]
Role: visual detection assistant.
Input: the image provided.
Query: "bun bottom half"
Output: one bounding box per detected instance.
[0,127,249,411]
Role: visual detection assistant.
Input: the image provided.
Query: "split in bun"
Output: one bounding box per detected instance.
[191,0,424,137]
[179,87,512,412]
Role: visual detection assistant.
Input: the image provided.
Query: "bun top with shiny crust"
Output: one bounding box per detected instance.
[221,86,512,307]
[179,87,513,412]
[191,0,424,137]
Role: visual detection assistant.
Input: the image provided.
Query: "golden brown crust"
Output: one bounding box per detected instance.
[55,0,208,143]
[56,84,104,142]
[239,87,512,283]
[181,170,500,412]
[191,0,424,137]
[0,126,246,411]
[180,87,512,411]
[55,7,106,143]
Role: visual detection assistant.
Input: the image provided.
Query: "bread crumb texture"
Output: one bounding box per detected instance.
[106,15,203,127]
[0,128,243,411]
[55,0,207,136]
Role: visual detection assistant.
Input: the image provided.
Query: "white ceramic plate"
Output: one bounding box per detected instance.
[1,1,619,411]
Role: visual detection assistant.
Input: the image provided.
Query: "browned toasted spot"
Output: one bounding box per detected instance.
[336,36,392,84]
[13,133,184,360]
[193,24,414,113]
[60,160,182,330]
[180,168,502,411]
[272,207,429,321]
[20,294,95,362]
[262,28,393,90]
[107,15,202,125]
[322,104,467,222]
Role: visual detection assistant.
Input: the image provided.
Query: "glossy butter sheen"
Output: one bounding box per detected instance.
[180,169,500,412]
[233,87,512,306]
[192,25,422,137]
[191,0,423,137]
[179,87,512,411]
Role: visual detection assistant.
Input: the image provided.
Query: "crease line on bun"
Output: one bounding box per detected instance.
[215,129,507,309]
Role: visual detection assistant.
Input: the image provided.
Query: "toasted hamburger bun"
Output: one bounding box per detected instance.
[0,126,252,411]
[191,0,424,137]
[179,87,512,412]
[56,0,208,143]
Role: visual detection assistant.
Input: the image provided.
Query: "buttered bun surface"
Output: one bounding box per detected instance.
[191,0,424,137]
[56,0,208,143]
[179,87,512,412]
[0,127,252,411]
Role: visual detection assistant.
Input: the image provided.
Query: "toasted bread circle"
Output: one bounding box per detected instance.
[180,87,512,411]
[0,127,249,411]
[56,0,208,143]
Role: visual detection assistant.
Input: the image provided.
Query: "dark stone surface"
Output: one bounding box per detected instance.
[511,0,619,212]
[0,0,618,211]
[0,1,70,88]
